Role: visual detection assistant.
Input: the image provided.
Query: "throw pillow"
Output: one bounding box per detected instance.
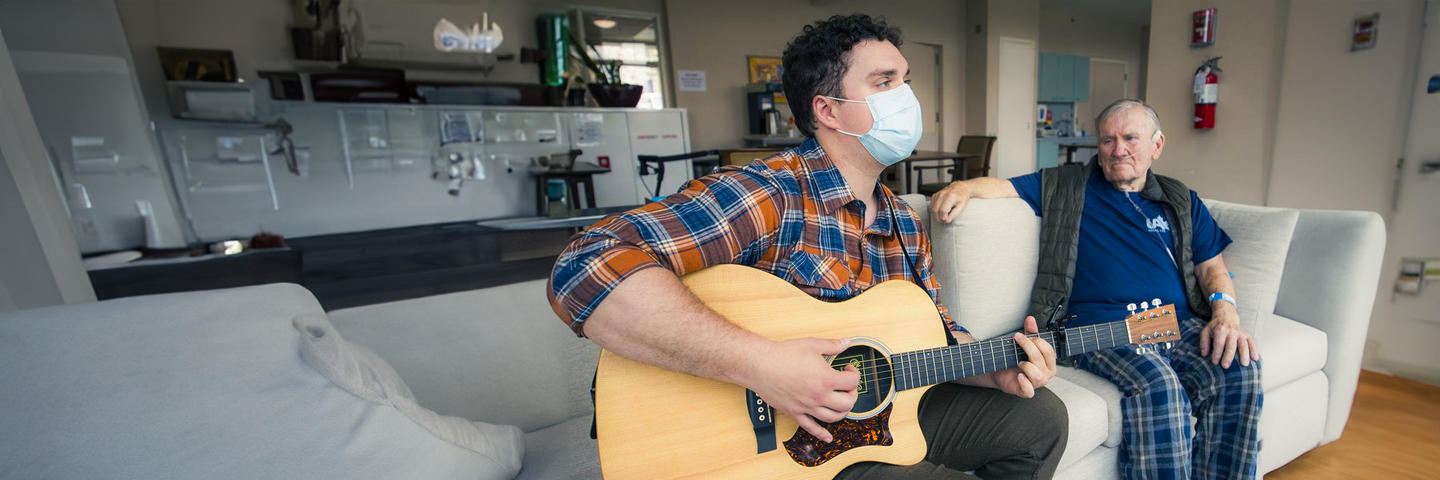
[1202,199,1300,342]
[0,284,523,479]
[295,313,525,478]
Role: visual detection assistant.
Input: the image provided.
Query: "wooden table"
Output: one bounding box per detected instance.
[901,151,980,194]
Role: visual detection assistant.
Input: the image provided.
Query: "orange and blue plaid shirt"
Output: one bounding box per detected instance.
[547,138,958,336]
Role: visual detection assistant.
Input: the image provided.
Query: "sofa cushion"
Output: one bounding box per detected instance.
[518,415,601,480]
[1257,371,1328,474]
[1045,376,1110,470]
[1202,200,1300,342]
[1054,446,1119,480]
[1258,312,1328,391]
[1056,366,1125,448]
[328,279,600,432]
[0,284,522,479]
[927,198,1042,339]
[295,313,524,477]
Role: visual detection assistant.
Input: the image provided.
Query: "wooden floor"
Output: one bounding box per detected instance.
[1266,370,1440,479]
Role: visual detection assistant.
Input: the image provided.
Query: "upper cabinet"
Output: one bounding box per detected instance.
[1038,53,1090,103]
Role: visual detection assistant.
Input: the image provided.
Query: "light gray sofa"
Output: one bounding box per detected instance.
[0,197,1384,479]
[904,195,1386,478]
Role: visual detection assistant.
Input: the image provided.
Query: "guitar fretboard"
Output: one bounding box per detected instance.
[890,320,1131,391]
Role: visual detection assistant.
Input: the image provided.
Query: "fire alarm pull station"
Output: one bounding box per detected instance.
[1192,8,1216,48]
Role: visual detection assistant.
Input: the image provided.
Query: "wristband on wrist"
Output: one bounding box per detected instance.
[1209,292,1236,307]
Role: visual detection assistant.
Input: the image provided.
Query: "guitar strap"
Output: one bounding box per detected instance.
[885,194,924,289]
[886,194,957,346]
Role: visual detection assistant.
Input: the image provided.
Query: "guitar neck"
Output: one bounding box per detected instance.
[890,320,1131,391]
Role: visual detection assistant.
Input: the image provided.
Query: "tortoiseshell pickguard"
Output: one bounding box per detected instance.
[783,405,894,467]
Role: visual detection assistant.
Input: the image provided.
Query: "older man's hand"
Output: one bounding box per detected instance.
[1200,302,1259,368]
[929,181,973,224]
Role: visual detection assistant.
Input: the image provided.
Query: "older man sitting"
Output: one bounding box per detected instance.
[929,99,1263,480]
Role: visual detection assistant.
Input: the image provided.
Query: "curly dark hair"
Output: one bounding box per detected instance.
[781,14,903,137]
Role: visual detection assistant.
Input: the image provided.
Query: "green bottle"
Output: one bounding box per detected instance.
[536,14,568,87]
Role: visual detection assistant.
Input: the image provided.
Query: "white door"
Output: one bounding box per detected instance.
[995,37,1036,178]
[1083,59,1129,133]
[899,41,941,152]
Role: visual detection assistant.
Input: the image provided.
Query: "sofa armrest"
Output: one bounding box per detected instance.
[1272,208,1385,444]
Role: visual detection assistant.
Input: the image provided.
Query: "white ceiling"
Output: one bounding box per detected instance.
[1038,0,1152,26]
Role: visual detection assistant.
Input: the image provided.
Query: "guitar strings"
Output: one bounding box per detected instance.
[828,322,1130,385]
[826,322,1124,371]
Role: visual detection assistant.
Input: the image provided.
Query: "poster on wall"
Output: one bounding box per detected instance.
[1351,13,1379,52]
[747,56,783,84]
[572,113,605,147]
[677,70,706,92]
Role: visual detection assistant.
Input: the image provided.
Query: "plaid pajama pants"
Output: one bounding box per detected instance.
[1073,316,1263,480]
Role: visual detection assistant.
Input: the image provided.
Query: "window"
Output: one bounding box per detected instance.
[577,10,667,109]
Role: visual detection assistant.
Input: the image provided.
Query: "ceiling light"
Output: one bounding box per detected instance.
[592,18,617,29]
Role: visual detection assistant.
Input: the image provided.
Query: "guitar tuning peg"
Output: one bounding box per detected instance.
[1140,301,1149,310]
[1127,303,1137,315]
[1152,298,1161,307]
[1165,342,1173,349]
[1135,346,1146,355]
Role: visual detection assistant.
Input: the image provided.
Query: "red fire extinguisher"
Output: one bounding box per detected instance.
[1193,57,1222,130]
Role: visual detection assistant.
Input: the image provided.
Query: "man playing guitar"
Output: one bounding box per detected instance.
[548,14,1067,479]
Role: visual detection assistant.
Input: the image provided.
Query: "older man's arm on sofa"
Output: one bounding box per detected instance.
[930,177,1020,223]
[1196,254,1259,368]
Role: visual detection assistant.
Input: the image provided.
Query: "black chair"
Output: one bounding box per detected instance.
[914,135,996,196]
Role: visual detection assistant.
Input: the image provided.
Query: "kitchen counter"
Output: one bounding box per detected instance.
[88,219,576,310]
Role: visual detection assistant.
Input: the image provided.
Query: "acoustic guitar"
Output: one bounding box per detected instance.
[594,265,1179,479]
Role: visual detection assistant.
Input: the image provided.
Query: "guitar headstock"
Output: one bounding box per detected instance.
[1125,301,1180,353]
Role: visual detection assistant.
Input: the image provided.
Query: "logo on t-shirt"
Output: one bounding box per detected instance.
[1146,214,1170,233]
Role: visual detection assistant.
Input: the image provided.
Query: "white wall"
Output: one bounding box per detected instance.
[1145,0,1289,205]
[1268,0,1422,215]
[965,0,988,135]
[0,27,96,312]
[664,0,968,151]
[1261,0,1436,385]
[1149,0,1440,385]
[1362,0,1440,385]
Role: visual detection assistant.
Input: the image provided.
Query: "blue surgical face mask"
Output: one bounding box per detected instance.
[826,84,924,166]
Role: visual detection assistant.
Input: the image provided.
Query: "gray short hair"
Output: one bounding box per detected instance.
[1095,99,1163,142]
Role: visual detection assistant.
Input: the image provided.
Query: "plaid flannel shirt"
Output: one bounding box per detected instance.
[547,138,958,336]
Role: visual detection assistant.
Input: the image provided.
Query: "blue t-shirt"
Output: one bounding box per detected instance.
[1010,169,1231,326]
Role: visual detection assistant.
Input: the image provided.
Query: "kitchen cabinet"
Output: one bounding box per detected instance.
[1037,53,1090,103]
[1036,138,1060,170]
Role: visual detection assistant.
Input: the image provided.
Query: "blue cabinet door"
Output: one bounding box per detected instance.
[1038,54,1092,102]
[1054,55,1074,101]
[1037,54,1056,102]
[1036,139,1060,170]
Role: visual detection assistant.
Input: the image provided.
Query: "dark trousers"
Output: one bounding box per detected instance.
[835,383,1068,479]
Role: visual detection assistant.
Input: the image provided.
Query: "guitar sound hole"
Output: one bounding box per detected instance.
[830,344,893,417]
